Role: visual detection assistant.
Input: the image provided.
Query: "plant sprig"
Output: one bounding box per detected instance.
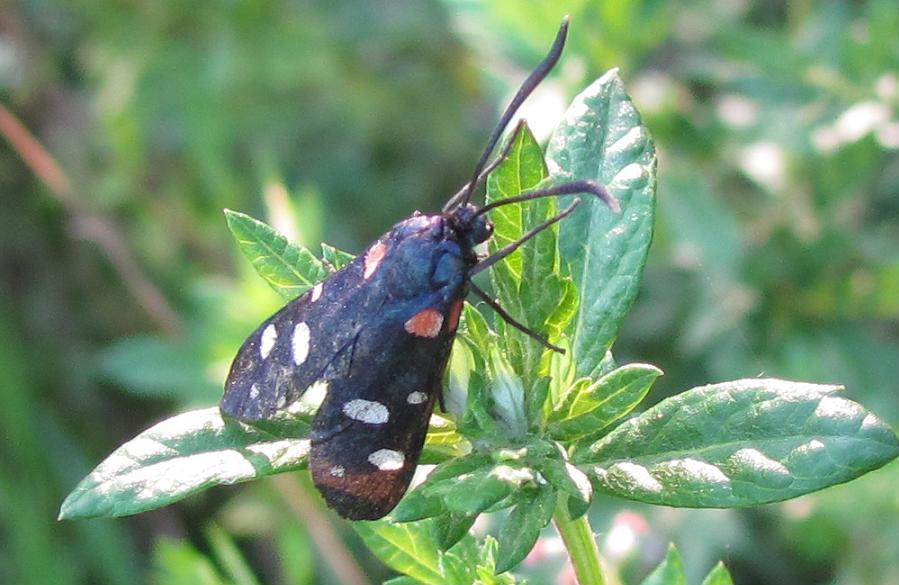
[59,69,899,585]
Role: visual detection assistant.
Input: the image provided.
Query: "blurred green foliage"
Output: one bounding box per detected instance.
[2,0,897,584]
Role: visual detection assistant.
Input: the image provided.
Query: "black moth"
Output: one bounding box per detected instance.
[221,17,618,520]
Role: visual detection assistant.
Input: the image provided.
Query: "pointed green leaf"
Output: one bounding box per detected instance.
[443,466,517,515]
[640,544,686,585]
[544,277,578,340]
[485,122,568,382]
[525,377,551,432]
[390,488,446,523]
[579,379,899,507]
[459,303,492,357]
[549,363,662,441]
[225,209,328,300]
[434,512,477,551]
[425,453,494,485]
[59,407,311,519]
[538,457,592,506]
[355,521,443,585]
[205,524,262,585]
[422,414,468,463]
[462,369,498,437]
[700,562,735,585]
[495,485,556,574]
[439,549,476,585]
[319,242,354,271]
[384,577,424,585]
[485,122,548,314]
[566,493,591,520]
[151,537,230,585]
[488,349,527,439]
[547,69,657,378]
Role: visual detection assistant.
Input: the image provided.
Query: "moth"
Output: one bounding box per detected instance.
[221,17,618,520]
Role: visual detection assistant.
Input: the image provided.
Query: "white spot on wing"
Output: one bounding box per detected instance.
[368,448,405,471]
[406,391,427,405]
[342,399,390,424]
[329,465,345,478]
[311,282,323,302]
[260,324,277,359]
[292,322,311,365]
[249,384,260,399]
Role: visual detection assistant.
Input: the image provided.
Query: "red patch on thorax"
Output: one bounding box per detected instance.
[447,299,463,332]
[404,308,444,338]
[364,241,387,279]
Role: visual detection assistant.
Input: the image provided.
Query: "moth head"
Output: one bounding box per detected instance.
[448,203,494,249]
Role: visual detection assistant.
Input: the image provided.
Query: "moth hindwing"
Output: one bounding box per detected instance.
[223,218,469,520]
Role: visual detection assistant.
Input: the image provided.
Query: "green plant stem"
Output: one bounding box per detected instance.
[553,496,605,585]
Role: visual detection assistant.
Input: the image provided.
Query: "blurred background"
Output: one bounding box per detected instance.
[2,0,898,584]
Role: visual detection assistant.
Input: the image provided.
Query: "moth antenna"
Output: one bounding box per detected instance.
[458,16,570,208]
[471,197,582,277]
[475,180,619,218]
[469,284,564,352]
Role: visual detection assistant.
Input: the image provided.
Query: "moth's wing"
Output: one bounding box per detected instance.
[221,269,361,421]
[308,294,464,520]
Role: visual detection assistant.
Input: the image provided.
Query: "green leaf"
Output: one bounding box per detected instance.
[434,512,477,551]
[579,379,899,507]
[59,407,312,519]
[355,521,443,585]
[427,453,494,484]
[538,457,592,507]
[640,544,686,585]
[205,524,261,585]
[549,363,662,441]
[443,466,517,515]
[461,369,497,437]
[390,488,446,523]
[394,455,493,524]
[700,562,735,585]
[384,577,424,585]
[545,337,577,415]
[422,414,468,463]
[459,303,492,358]
[487,349,527,439]
[525,377,551,432]
[565,493,591,520]
[485,122,548,316]
[320,242,355,272]
[471,535,524,583]
[276,521,314,585]
[151,537,230,585]
[494,485,557,574]
[544,277,578,340]
[485,122,564,381]
[546,69,657,379]
[225,209,328,300]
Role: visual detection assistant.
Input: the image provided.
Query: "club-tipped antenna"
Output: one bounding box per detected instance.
[473,180,619,219]
[455,16,570,209]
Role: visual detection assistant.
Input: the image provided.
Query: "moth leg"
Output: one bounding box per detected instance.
[469,283,563,353]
